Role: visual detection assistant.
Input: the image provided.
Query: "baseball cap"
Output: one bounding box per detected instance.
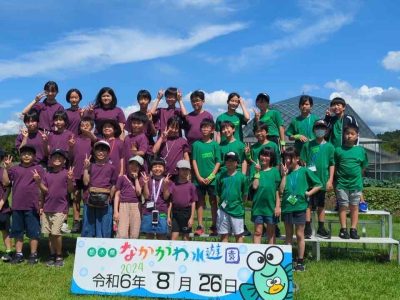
[19,145,36,155]
[128,155,144,166]
[176,160,191,169]
[50,148,68,159]
[313,119,328,129]
[224,151,239,162]
[94,140,111,150]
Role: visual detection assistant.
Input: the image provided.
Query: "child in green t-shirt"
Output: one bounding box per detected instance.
[215,152,248,243]
[300,120,335,239]
[334,124,368,240]
[192,119,221,237]
[251,148,281,245]
[280,147,322,272]
[286,95,319,153]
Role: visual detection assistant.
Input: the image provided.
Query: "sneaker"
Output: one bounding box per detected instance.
[54,257,64,267]
[194,225,204,236]
[243,225,252,237]
[275,225,281,238]
[1,252,12,262]
[339,228,350,239]
[304,223,312,239]
[209,225,218,237]
[61,222,71,234]
[294,263,305,272]
[28,253,39,265]
[316,227,331,239]
[46,255,56,267]
[350,228,360,240]
[10,253,24,264]
[71,220,82,234]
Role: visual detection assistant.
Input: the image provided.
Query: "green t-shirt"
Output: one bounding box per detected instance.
[216,112,247,142]
[259,109,284,137]
[251,168,281,218]
[282,167,322,213]
[300,140,335,191]
[334,145,368,191]
[192,140,221,186]
[215,171,248,218]
[329,117,343,148]
[286,114,319,153]
[248,141,281,180]
[219,139,246,172]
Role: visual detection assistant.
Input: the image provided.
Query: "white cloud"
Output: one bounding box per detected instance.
[273,18,303,33]
[0,98,23,109]
[382,51,400,72]
[301,84,320,93]
[298,0,335,14]
[325,79,400,133]
[0,112,24,135]
[122,104,140,118]
[0,23,246,81]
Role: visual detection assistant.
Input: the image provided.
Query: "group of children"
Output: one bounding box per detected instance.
[0,83,368,272]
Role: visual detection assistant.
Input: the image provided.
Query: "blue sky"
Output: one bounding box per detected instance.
[1,0,400,134]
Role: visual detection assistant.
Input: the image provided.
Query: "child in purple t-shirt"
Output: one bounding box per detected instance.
[0,150,12,262]
[48,110,74,161]
[2,145,45,264]
[82,141,117,238]
[166,160,197,241]
[65,88,84,136]
[34,149,74,267]
[114,156,148,239]
[153,116,189,179]
[21,81,65,131]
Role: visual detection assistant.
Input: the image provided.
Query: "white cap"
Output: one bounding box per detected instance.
[128,155,144,166]
[93,140,111,150]
[176,159,191,169]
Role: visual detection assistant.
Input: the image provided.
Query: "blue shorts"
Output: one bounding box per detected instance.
[81,204,113,238]
[252,215,279,225]
[141,214,168,235]
[10,210,41,239]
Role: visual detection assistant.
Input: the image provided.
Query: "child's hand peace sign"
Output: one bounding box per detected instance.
[68,134,76,148]
[177,89,183,101]
[253,108,261,121]
[83,154,92,169]
[3,155,13,169]
[141,172,149,184]
[245,142,251,154]
[161,128,170,141]
[157,89,164,100]
[163,173,172,186]
[67,166,75,180]
[32,169,41,183]
[39,130,49,143]
[34,91,47,103]
[20,127,29,139]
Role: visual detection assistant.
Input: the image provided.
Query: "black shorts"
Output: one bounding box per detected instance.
[0,212,11,232]
[283,210,306,225]
[171,207,192,234]
[196,185,216,198]
[309,190,326,210]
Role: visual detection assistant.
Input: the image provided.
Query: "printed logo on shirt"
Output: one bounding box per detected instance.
[201,152,214,159]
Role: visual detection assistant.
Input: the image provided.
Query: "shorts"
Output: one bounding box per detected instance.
[309,190,326,210]
[81,204,113,238]
[196,185,216,198]
[252,215,279,225]
[0,212,11,232]
[283,211,306,225]
[171,207,192,234]
[10,210,41,239]
[41,212,66,235]
[336,189,362,207]
[216,209,244,236]
[140,213,168,235]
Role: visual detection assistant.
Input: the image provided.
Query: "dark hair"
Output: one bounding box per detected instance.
[53,110,69,126]
[200,118,215,129]
[78,116,94,134]
[150,157,166,168]
[256,93,270,104]
[44,81,59,93]
[344,123,359,134]
[283,146,299,160]
[220,120,235,130]
[258,147,277,167]
[253,121,268,134]
[227,92,240,103]
[330,97,346,107]
[164,87,178,98]
[130,111,148,124]
[66,88,82,103]
[190,90,205,102]
[137,89,151,101]
[167,115,182,130]
[95,87,117,109]
[23,109,40,123]
[299,95,313,107]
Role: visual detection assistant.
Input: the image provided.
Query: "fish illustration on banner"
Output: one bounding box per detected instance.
[239,246,293,300]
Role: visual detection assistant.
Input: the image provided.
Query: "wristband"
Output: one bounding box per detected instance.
[254,172,260,179]
[245,152,252,160]
[206,173,216,181]
[280,140,286,146]
[293,134,301,140]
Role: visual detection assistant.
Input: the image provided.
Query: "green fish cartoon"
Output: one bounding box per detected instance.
[239,246,293,300]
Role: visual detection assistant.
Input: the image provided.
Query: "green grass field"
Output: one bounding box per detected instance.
[1,212,399,300]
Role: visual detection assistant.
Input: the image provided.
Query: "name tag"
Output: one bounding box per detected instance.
[146,202,155,209]
[221,201,227,209]
[308,165,317,172]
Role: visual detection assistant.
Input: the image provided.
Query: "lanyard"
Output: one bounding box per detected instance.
[163,139,176,160]
[288,170,299,195]
[310,141,326,165]
[152,178,164,205]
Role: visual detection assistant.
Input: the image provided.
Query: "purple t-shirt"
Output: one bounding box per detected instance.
[124,133,148,169]
[48,129,73,154]
[8,164,45,210]
[125,111,155,154]
[66,108,82,136]
[72,135,93,179]
[106,138,124,175]
[89,107,126,133]
[183,110,213,150]
[169,181,197,209]
[15,131,46,164]
[89,162,117,189]
[159,137,189,175]
[42,169,70,213]
[0,167,11,214]
[143,178,169,214]
[116,175,143,203]
[32,100,64,131]
[155,107,182,135]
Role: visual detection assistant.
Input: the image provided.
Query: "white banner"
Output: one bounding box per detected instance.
[71,238,293,299]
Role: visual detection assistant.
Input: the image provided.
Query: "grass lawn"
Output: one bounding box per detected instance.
[1,212,399,300]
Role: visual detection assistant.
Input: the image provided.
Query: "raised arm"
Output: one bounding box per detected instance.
[21,91,46,115]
